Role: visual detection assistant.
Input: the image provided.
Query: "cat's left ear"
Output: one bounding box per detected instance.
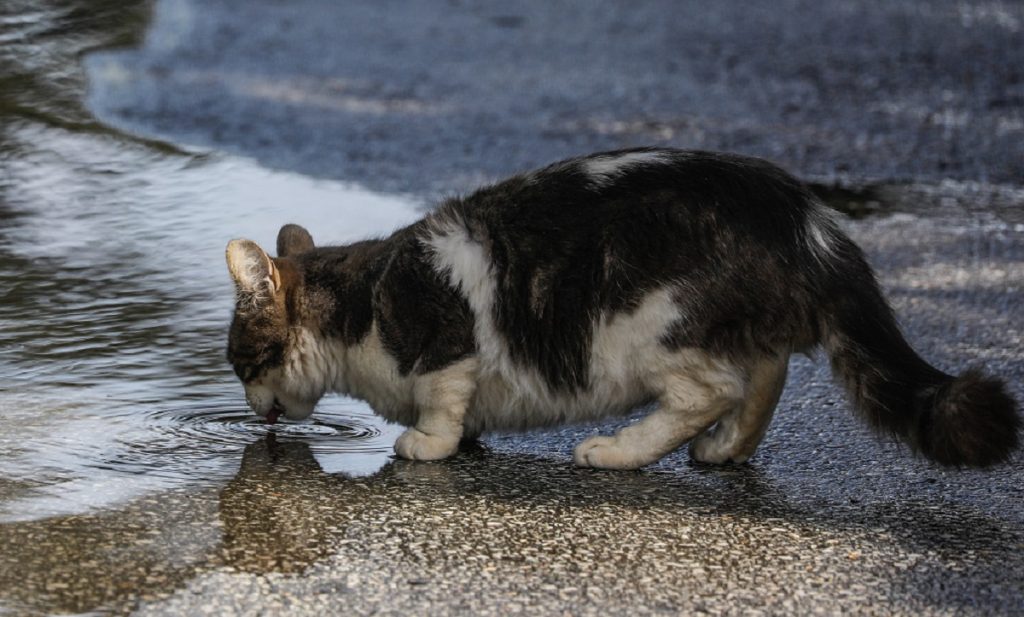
[277,223,315,257]
[226,239,281,304]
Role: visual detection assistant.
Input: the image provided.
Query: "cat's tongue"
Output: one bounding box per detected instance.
[266,406,283,425]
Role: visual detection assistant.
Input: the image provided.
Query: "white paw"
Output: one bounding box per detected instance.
[394,428,459,461]
[573,435,647,470]
[689,432,749,465]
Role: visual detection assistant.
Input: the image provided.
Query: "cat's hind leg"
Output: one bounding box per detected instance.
[394,358,478,461]
[574,360,745,470]
[689,355,788,465]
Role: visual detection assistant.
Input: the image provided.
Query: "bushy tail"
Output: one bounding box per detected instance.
[821,237,1020,467]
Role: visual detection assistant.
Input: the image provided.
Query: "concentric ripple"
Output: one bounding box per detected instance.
[78,400,401,486]
[166,404,383,445]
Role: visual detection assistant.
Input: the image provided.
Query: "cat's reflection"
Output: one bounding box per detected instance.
[219,434,354,574]
[217,435,499,574]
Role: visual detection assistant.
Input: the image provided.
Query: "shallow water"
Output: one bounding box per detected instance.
[0,0,412,523]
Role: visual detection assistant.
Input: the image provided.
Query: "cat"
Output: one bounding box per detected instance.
[225,147,1019,469]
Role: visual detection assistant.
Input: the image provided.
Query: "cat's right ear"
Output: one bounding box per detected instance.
[277,224,315,257]
[226,239,280,308]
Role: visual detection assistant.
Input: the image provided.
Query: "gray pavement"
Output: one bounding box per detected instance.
[1,0,1022,615]
[87,0,1024,196]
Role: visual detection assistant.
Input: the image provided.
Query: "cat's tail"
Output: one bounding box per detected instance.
[818,232,1020,467]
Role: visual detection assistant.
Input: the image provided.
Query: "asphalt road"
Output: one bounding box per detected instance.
[2,0,1022,615]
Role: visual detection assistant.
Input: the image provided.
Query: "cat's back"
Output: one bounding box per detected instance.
[437,147,816,245]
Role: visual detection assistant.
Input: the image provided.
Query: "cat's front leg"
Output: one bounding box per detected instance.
[394,358,478,461]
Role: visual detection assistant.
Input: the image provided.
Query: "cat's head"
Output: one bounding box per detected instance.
[225,224,320,422]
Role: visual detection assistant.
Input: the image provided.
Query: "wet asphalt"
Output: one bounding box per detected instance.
[2,0,1023,615]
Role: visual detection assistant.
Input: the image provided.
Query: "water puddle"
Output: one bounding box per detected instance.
[0,104,414,523]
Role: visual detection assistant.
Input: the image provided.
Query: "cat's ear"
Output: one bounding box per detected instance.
[277,224,315,257]
[226,239,281,306]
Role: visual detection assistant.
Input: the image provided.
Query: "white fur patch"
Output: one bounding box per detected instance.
[422,217,506,380]
[582,151,672,186]
[338,324,418,425]
[805,203,840,261]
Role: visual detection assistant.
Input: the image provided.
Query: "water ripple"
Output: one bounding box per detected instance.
[87,402,392,481]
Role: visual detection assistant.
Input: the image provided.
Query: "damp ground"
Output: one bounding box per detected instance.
[1,1,1022,615]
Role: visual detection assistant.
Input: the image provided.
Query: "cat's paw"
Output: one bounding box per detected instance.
[394,428,459,461]
[573,435,646,470]
[689,433,749,465]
